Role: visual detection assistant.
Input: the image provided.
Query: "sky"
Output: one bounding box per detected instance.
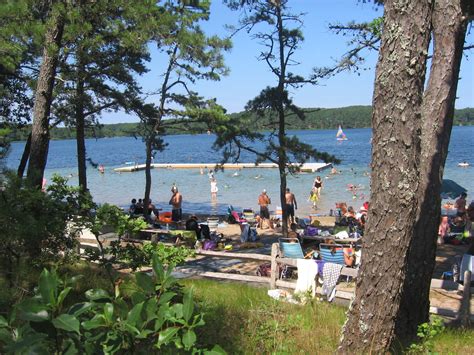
[104,0,473,124]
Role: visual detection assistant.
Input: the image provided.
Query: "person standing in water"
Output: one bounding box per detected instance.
[313,175,323,197]
[285,188,298,225]
[210,178,218,199]
[258,189,271,228]
[169,186,183,222]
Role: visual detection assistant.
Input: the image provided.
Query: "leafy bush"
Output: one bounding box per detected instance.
[142,243,195,267]
[91,203,147,239]
[408,316,445,353]
[0,174,90,283]
[0,255,223,354]
[87,241,195,272]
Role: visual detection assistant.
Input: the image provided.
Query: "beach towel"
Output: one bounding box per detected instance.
[335,230,350,239]
[240,224,258,243]
[295,259,319,297]
[322,262,343,302]
[315,260,325,277]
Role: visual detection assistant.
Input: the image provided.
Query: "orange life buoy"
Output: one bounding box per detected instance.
[159,211,172,223]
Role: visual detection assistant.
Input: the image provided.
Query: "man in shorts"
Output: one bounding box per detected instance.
[169,186,183,222]
[258,189,271,228]
[285,188,297,225]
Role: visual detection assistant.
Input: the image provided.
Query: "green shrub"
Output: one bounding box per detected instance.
[0,255,223,354]
[142,243,195,267]
[408,316,445,353]
[0,174,91,284]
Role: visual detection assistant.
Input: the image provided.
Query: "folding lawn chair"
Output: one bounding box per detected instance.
[278,238,305,278]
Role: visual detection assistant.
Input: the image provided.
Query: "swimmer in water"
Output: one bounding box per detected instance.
[232,171,240,177]
[254,174,262,179]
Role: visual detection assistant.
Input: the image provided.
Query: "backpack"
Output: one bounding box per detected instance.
[203,240,217,250]
[200,224,210,239]
[305,226,319,236]
[256,263,272,277]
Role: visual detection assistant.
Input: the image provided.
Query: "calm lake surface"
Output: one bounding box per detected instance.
[6,127,474,215]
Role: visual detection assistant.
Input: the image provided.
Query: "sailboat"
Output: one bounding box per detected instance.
[336,125,348,141]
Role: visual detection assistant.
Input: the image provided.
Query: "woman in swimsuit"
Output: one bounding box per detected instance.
[313,176,323,197]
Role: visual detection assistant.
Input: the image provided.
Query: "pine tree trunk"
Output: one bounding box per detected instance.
[400,0,468,337]
[17,133,31,177]
[75,59,88,192]
[143,137,153,221]
[276,4,289,237]
[26,7,65,187]
[339,1,433,352]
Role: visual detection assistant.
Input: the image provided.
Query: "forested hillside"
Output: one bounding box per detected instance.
[10,106,474,141]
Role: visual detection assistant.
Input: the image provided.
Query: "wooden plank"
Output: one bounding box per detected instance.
[341,267,358,278]
[79,242,99,249]
[197,250,272,262]
[301,235,359,244]
[270,243,279,289]
[430,278,460,290]
[200,271,268,284]
[275,257,358,278]
[459,270,472,327]
[115,162,332,173]
[430,306,458,318]
[335,290,354,300]
[141,228,171,234]
[275,279,297,289]
[276,257,297,267]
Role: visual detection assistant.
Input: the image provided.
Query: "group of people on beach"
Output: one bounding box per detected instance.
[255,187,298,229]
[438,192,474,245]
[129,185,183,222]
[128,198,157,216]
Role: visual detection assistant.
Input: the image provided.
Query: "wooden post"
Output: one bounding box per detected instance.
[460,270,472,327]
[270,243,279,289]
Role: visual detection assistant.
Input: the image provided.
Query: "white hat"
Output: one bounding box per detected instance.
[263,189,267,193]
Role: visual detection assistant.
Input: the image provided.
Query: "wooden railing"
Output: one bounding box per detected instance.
[196,243,358,301]
[77,239,473,319]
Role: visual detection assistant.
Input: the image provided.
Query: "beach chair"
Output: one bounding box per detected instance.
[278,238,305,279]
[279,238,305,259]
[242,208,256,223]
[319,243,346,265]
[231,210,247,224]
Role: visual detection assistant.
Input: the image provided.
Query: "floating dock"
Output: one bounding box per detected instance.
[114,162,332,173]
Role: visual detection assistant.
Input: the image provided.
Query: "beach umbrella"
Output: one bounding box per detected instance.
[441,179,467,199]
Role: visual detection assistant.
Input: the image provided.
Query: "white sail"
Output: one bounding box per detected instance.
[336,125,347,141]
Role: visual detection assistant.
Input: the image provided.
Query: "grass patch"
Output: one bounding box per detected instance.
[182,279,346,354]
[432,328,474,354]
[2,263,473,353]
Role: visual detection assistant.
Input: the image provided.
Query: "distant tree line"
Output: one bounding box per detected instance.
[8,105,474,141]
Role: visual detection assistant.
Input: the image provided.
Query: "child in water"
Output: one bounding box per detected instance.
[309,189,318,209]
